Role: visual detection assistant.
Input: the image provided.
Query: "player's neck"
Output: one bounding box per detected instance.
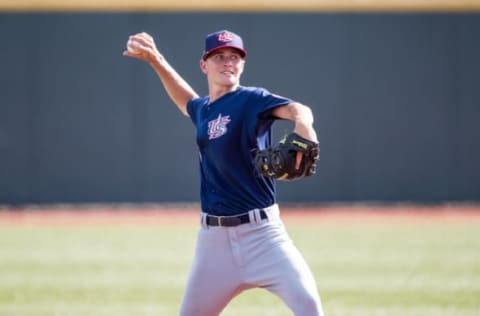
[208,83,239,103]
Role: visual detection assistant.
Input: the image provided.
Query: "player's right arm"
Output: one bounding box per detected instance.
[123,32,198,116]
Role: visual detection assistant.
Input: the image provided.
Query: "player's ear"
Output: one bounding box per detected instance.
[238,60,245,74]
[200,59,208,74]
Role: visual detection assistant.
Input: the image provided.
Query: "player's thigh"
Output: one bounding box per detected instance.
[267,243,323,315]
[180,227,241,315]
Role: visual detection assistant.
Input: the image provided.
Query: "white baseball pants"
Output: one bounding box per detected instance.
[179,204,324,316]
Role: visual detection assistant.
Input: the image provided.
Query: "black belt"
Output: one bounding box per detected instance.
[206,209,268,227]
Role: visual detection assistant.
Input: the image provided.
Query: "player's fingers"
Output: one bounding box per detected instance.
[124,40,148,59]
[138,32,152,40]
[123,50,138,57]
[123,49,146,60]
[295,151,303,170]
[131,34,153,48]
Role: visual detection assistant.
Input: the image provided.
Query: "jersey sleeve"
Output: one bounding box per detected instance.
[186,96,203,125]
[253,88,293,119]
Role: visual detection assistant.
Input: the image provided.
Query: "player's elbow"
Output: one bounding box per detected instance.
[293,103,314,126]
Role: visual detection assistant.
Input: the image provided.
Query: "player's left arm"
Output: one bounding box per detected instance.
[271,102,318,142]
[271,102,319,169]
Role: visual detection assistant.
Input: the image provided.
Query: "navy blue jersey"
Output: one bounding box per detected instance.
[187,86,292,216]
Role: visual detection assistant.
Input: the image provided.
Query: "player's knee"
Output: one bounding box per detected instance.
[291,293,324,316]
[180,300,224,316]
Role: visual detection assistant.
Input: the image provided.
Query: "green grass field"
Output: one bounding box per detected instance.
[1,213,479,316]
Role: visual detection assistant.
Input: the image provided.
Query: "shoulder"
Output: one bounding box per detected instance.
[235,86,273,102]
[187,95,209,110]
[186,95,209,119]
[238,85,268,95]
[189,95,209,105]
[239,86,293,105]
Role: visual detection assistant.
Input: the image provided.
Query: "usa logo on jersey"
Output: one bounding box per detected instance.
[208,114,231,140]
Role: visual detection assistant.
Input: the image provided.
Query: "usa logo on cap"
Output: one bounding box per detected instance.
[218,31,234,43]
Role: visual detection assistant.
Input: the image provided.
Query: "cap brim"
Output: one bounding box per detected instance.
[203,46,247,60]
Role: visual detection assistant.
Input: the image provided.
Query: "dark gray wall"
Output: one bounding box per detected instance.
[1,13,479,204]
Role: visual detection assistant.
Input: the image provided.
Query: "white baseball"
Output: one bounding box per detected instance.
[127,39,141,53]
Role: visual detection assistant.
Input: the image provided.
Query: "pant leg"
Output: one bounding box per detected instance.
[179,226,242,316]
[266,242,324,316]
[238,214,324,316]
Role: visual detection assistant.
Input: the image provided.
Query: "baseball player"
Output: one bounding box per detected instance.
[123,30,324,316]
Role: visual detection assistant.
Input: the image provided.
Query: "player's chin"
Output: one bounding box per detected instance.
[219,76,239,86]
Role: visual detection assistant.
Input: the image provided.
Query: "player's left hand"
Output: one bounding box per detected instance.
[254,132,319,181]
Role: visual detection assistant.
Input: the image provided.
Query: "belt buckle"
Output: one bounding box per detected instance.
[217,216,224,227]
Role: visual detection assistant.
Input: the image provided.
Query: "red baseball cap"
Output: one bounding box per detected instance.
[203,30,247,60]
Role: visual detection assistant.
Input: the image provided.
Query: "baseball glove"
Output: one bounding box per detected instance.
[254,132,319,181]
